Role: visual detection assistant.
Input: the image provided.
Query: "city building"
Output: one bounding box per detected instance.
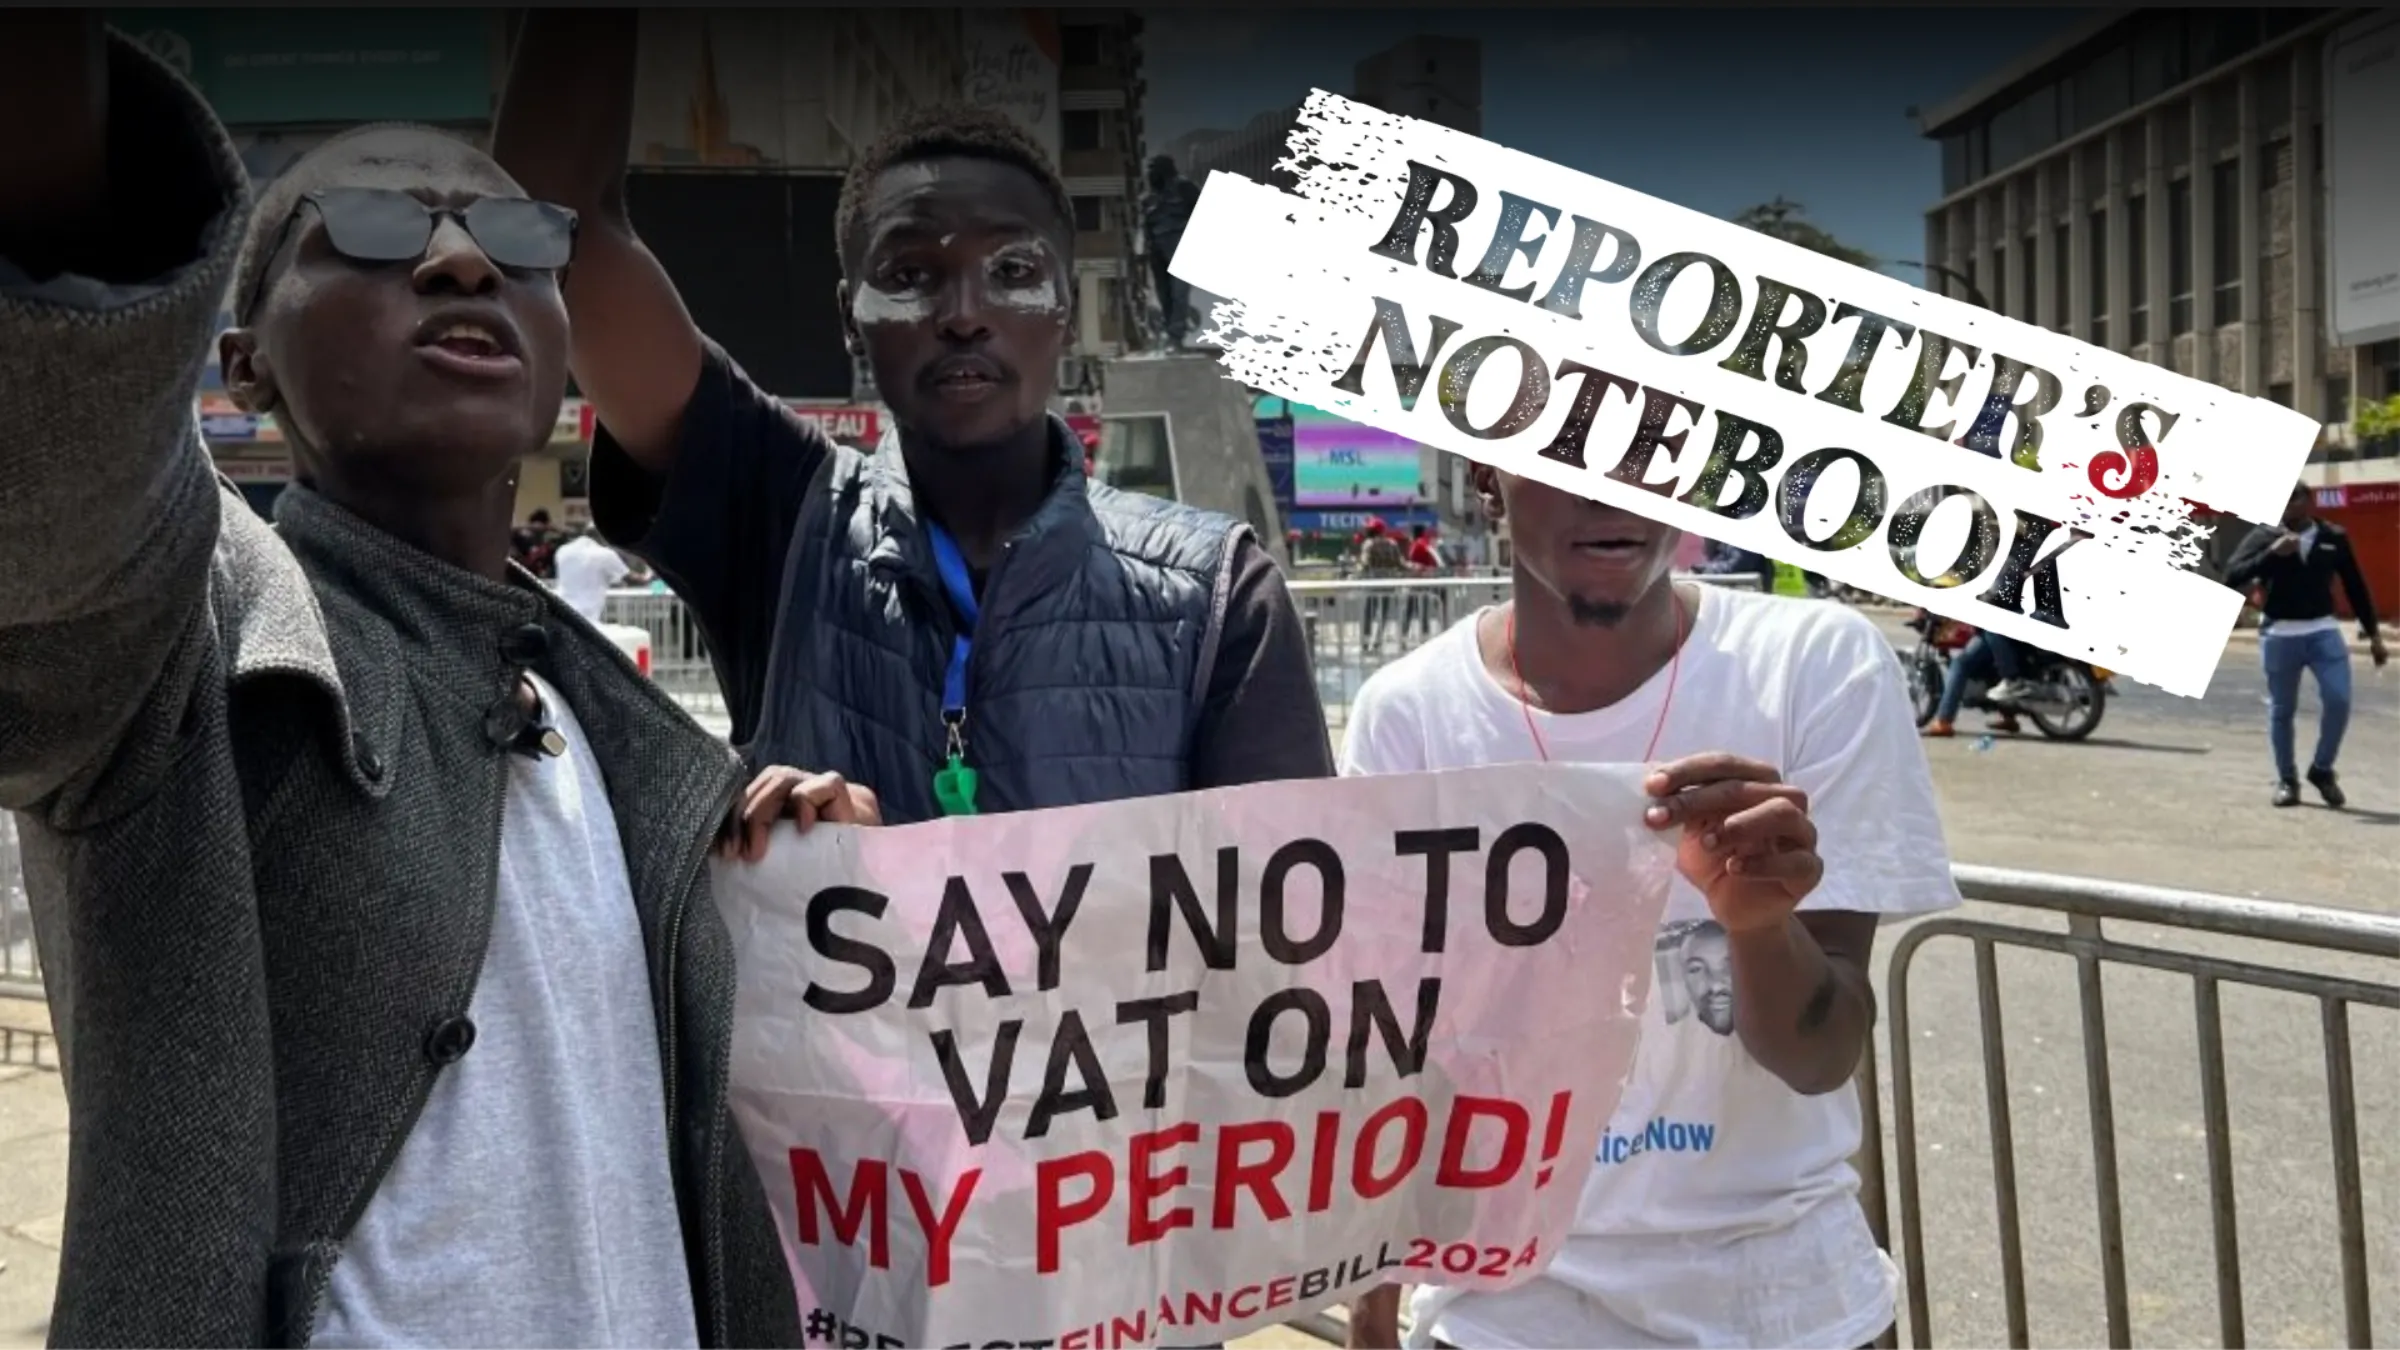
[1055,9,1151,375]
[1156,127,1233,182]
[1916,8,2398,608]
[630,9,966,412]
[118,8,971,523]
[1169,36,1491,551]
[1184,103,1305,191]
[1350,36,1485,542]
[1353,34,1483,136]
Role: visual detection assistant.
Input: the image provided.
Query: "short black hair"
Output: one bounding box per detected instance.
[834,104,1074,277]
[232,121,476,325]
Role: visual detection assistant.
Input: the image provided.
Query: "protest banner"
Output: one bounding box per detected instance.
[714,763,1675,1349]
[1168,91,2324,698]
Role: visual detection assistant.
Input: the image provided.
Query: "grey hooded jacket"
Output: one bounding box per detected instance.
[0,35,797,1348]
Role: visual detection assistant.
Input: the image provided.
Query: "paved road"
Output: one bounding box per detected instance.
[1857,612,2397,1350]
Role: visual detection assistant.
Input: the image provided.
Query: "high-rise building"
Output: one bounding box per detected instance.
[126,7,972,522]
[1351,35,1485,539]
[1353,34,1483,136]
[1184,104,1306,191]
[1917,8,2395,606]
[1056,9,1151,373]
[1164,34,1493,547]
[1176,35,1484,193]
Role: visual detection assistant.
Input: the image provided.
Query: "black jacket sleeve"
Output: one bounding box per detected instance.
[2221,523,2283,592]
[2330,532,2381,638]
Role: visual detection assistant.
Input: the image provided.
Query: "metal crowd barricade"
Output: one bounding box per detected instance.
[1855,866,2400,1350]
[601,586,727,719]
[599,573,1769,732]
[0,811,53,1066]
[1289,572,1764,729]
[1,811,33,992]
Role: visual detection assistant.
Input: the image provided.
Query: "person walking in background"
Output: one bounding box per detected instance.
[1403,522,1445,640]
[1356,518,1407,648]
[1406,522,1443,574]
[551,525,638,626]
[495,11,1331,825]
[510,506,562,577]
[2224,482,2387,808]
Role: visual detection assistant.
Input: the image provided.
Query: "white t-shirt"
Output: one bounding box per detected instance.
[1339,586,1961,1350]
[553,534,629,624]
[314,674,700,1349]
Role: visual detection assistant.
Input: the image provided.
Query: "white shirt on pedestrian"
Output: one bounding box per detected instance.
[312,673,700,1349]
[553,533,629,625]
[1340,585,1962,1349]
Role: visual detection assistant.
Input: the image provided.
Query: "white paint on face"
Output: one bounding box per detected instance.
[849,284,937,328]
[985,239,1070,320]
[849,237,1069,331]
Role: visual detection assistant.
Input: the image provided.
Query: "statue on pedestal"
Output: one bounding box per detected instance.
[1141,154,1203,349]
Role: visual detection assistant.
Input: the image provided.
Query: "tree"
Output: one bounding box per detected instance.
[1732,196,1878,270]
[2354,392,2400,448]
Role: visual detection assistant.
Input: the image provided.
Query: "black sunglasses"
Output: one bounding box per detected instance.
[240,187,579,323]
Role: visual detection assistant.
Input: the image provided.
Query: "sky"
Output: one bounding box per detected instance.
[1141,7,2097,277]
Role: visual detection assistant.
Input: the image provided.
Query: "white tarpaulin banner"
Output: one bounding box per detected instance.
[716,764,1675,1348]
[1170,91,2324,698]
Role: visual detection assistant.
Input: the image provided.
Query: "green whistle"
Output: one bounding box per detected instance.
[933,754,980,817]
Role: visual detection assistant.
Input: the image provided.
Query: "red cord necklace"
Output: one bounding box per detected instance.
[1505,583,1686,765]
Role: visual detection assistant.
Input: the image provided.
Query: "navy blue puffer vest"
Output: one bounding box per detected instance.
[752,417,1244,825]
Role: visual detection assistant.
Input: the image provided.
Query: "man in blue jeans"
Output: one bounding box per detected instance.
[2225,483,2387,808]
[1923,630,2034,738]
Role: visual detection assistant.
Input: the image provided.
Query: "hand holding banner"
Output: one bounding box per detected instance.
[715,764,1676,1348]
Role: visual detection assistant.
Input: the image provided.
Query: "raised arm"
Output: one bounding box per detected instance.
[492,9,704,473]
[0,17,243,813]
[2220,521,2285,593]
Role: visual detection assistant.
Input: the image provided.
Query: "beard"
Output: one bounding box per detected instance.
[1567,594,1632,627]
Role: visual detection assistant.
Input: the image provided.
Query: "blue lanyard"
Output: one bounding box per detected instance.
[926,522,983,816]
[927,521,980,714]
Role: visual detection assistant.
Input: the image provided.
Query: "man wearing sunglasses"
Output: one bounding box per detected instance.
[0,17,821,1347]
[495,13,1333,828]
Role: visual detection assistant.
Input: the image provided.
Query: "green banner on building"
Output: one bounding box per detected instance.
[112,9,493,125]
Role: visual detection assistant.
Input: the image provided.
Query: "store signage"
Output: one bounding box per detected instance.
[786,404,884,445]
[2319,482,2400,509]
[111,8,494,125]
[215,458,292,483]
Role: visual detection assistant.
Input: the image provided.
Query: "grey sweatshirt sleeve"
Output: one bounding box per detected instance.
[0,31,251,815]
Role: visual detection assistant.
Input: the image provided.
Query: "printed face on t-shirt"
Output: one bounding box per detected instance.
[1681,924,1735,1035]
[1653,918,1736,1037]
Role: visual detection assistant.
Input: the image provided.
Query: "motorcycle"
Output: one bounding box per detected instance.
[1903,609,2112,741]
